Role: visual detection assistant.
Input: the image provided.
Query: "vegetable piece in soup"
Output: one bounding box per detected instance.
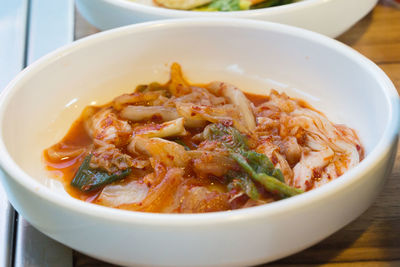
[148,0,295,11]
[44,63,364,213]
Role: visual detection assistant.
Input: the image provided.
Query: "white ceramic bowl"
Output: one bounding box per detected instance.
[0,19,399,267]
[76,0,378,37]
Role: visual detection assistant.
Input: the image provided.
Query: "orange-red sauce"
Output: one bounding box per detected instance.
[244,92,269,106]
[43,92,269,205]
[44,118,97,201]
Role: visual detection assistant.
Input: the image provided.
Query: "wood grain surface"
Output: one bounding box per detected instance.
[272,2,400,266]
[73,1,400,266]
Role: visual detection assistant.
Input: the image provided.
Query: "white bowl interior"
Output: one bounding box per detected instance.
[1,21,391,196]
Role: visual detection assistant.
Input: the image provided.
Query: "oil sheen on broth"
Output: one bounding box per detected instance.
[44,63,364,213]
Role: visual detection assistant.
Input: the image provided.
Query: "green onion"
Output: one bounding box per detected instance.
[227,171,260,200]
[71,154,132,192]
[230,153,303,197]
[204,123,303,198]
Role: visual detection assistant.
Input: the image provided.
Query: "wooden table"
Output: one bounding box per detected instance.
[73,1,400,266]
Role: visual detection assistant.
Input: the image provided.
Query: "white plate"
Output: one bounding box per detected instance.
[76,0,378,37]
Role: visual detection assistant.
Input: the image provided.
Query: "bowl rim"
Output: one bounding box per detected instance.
[0,18,399,226]
[98,0,324,17]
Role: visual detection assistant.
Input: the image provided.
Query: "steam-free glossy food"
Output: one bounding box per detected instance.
[147,0,294,11]
[44,63,364,213]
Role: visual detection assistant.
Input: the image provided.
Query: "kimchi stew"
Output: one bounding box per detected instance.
[44,63,364,213]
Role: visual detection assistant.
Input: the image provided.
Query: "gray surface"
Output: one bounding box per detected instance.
[14,219,73,267]
[0,173,16,267]
[0,0,74,266]
[14,1,74,267]
[26,0,74,64]
[0,0,28,90]
[0,1,29,266]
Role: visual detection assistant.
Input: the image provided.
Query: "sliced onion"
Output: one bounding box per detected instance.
[128,136,189,167]
[120,106,179,122]
[46,145,86,161]
[135,118,187,138]
[113,91,163,110]
[97,181,149,207]
[207,81,256,132]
